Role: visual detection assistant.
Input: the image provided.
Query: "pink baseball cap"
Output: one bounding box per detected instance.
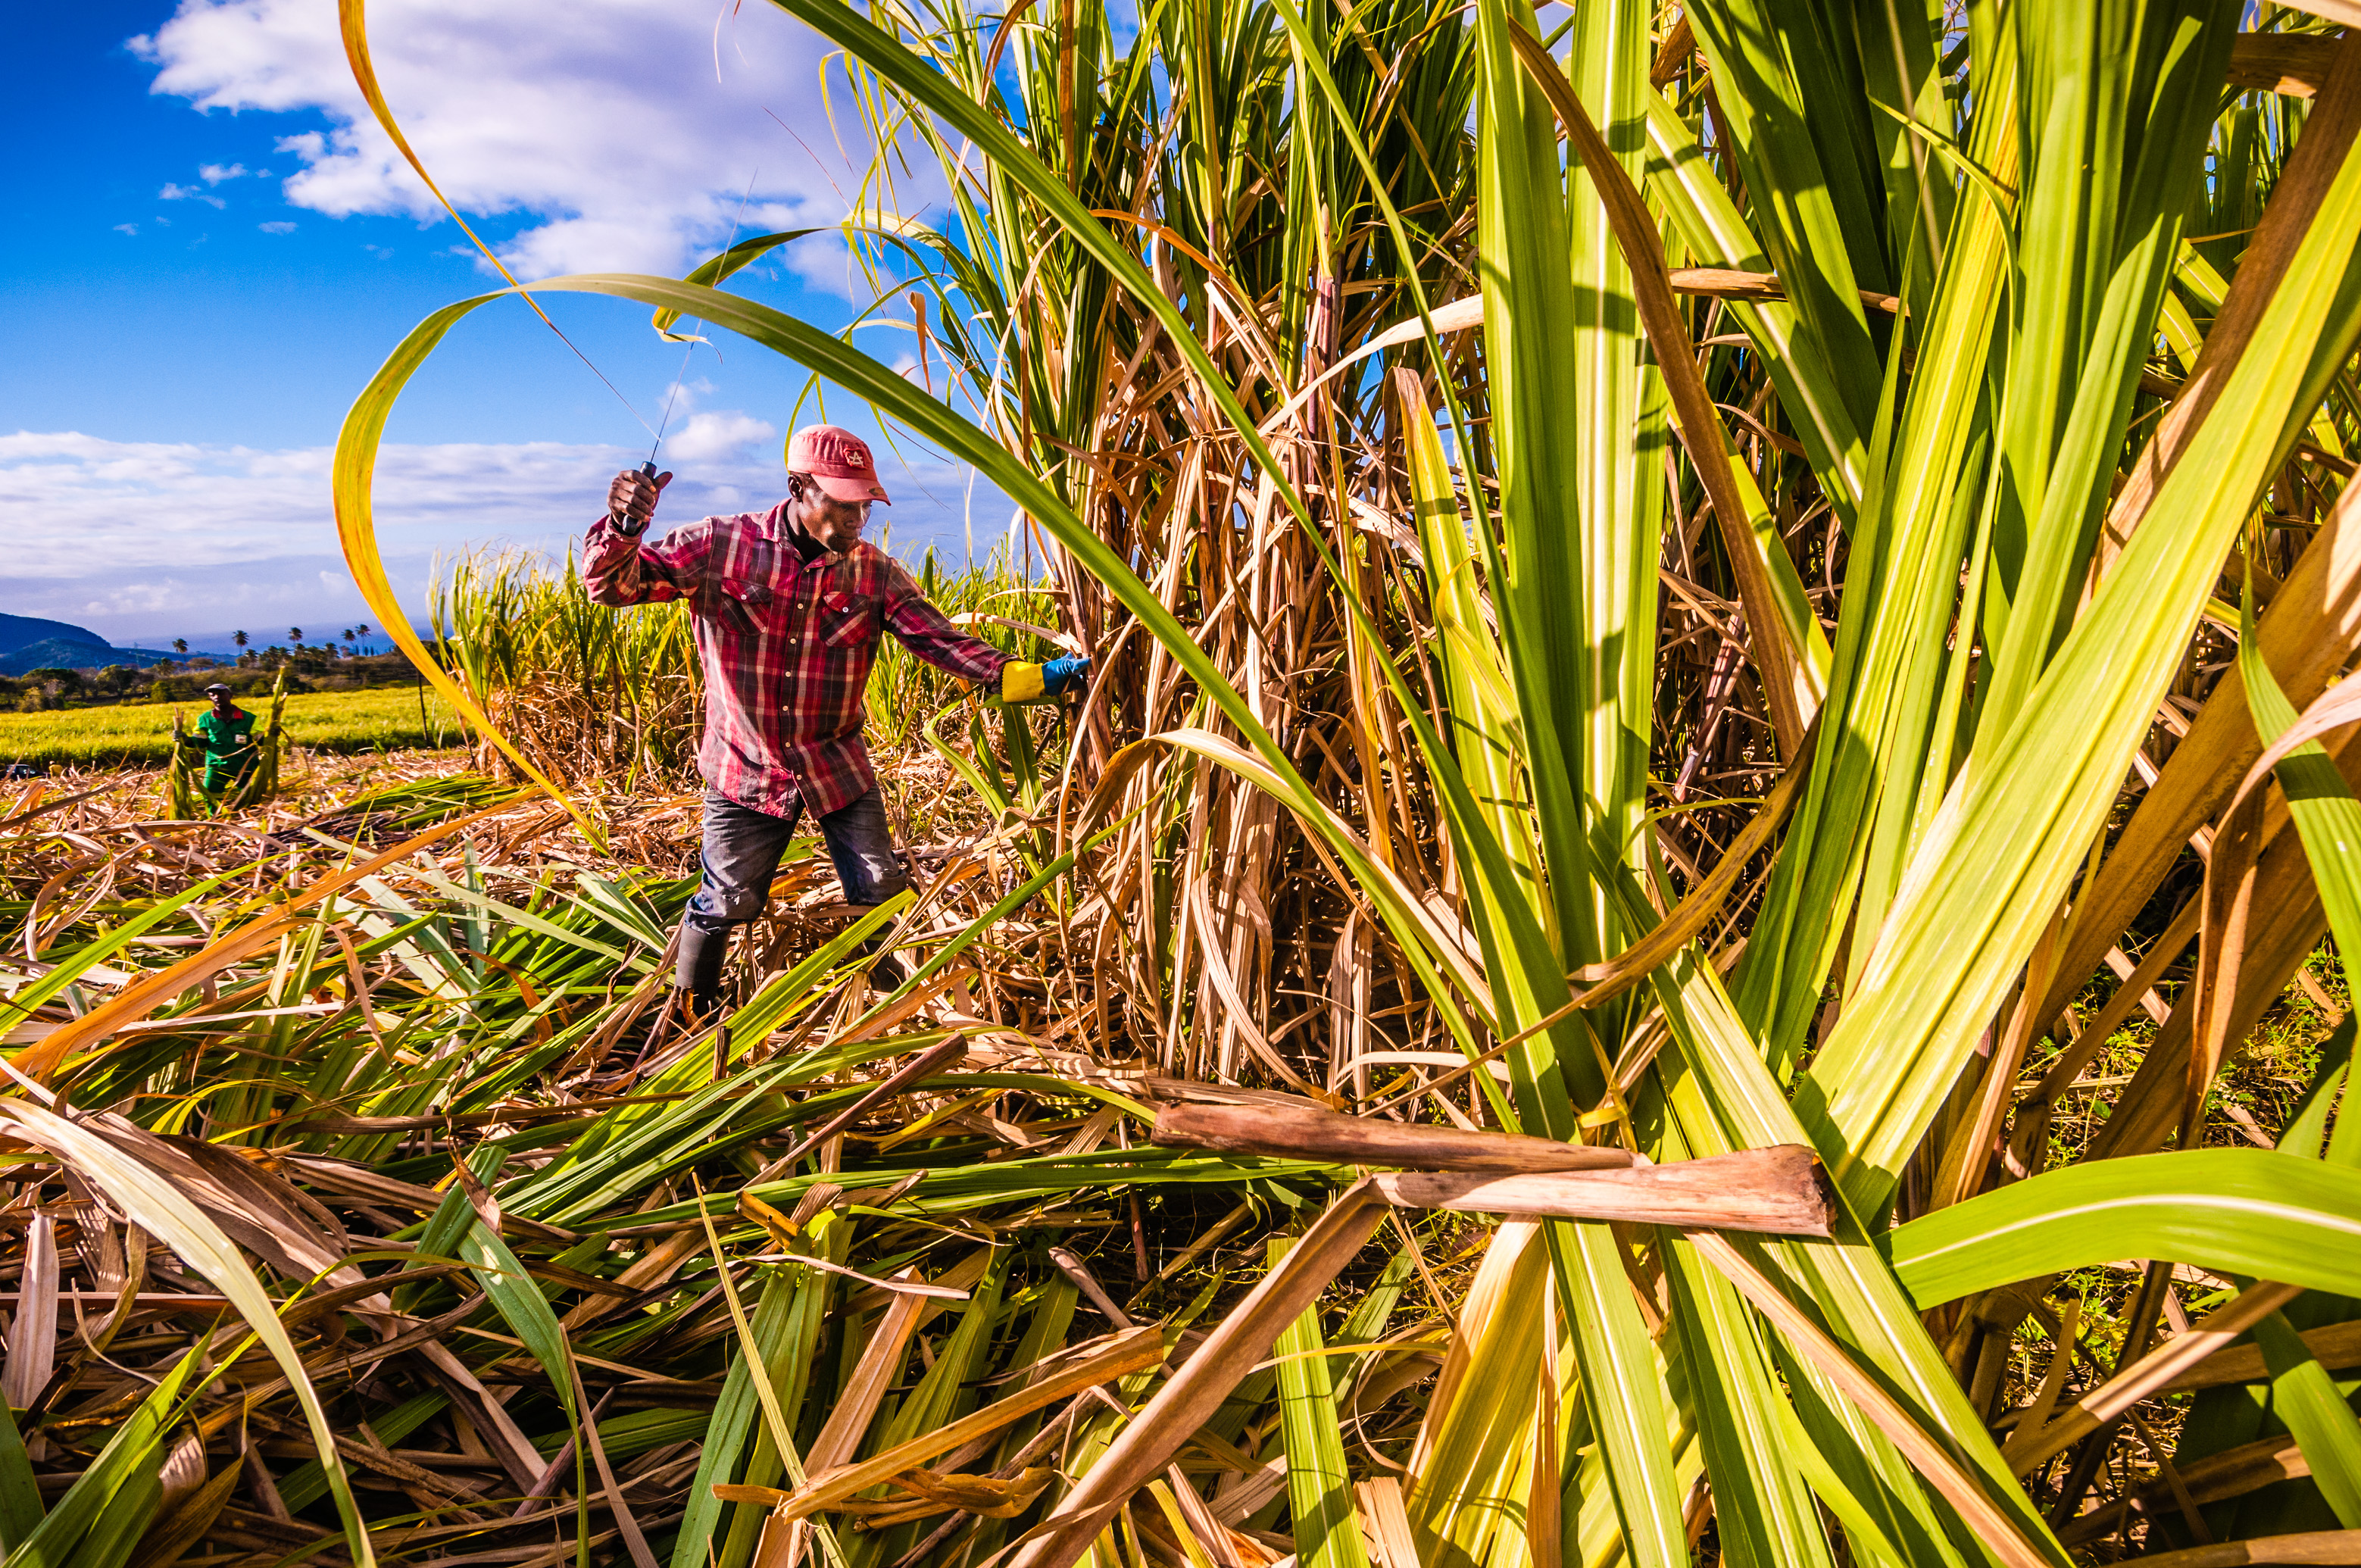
[786,424,891,504]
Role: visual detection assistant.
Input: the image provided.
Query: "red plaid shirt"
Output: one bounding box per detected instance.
[582,500,1011,817]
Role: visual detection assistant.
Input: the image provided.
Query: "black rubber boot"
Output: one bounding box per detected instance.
[675,917,731,1020]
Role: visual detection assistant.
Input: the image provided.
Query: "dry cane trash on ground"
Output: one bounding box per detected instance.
[0,752,1835,1568]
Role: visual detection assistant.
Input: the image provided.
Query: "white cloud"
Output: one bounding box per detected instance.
[159,181,226,208]
[0,429,1005,642]
[640,380,774,463]
[259,220,296,233]
[664,411,776,463]
[132,0,926,280]
[198,161,249,183]
[783,230,876,304]
[114,223,139,236]
[83,582,189,617]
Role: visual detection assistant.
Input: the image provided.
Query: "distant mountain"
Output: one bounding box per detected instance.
[0,612,232,677]
[0,637,199,677]
[0,613,106,658]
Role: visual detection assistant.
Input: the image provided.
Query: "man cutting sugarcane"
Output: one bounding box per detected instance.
[182,682,260,809]
[585,424,1088,1022]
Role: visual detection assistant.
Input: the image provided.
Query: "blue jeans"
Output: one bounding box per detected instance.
[686,786,907,930]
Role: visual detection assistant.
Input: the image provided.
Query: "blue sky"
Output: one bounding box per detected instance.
[4,0,1007,650]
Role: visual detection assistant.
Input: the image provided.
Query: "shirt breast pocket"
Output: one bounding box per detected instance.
[716,576,778,636]
[818,592,878,649]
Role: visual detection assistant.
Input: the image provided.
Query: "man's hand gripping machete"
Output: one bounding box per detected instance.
[608,461,672,537]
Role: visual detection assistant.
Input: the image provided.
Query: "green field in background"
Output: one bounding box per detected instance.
[0,686,462,769]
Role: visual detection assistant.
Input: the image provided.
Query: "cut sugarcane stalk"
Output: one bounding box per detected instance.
[1371,1151,1832,1237]
[1152,1102,1832,1235]
[1152,1100,1636,1172]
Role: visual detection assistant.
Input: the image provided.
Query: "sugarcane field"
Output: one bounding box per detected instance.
[7,2,2361,1566]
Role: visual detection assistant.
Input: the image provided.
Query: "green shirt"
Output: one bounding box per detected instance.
[190,705,258,779]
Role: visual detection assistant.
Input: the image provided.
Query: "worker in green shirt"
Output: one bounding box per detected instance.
[183,682,260,806]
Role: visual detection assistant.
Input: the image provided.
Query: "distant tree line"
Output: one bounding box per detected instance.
[9,629,429,713]
[216,624,386,670]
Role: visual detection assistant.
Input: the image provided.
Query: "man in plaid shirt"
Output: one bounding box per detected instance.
[586,424,1088,1018]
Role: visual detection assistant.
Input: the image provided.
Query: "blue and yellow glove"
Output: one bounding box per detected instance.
[999,655,1091,702]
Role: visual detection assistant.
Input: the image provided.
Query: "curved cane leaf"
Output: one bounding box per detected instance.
[1888,1150,2361,1308]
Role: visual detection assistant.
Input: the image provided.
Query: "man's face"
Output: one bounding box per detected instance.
[789,478,872,554]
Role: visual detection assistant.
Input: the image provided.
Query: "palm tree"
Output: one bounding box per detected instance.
[172,639,188,657]
[289,627,301,645]
[233,631,248,650]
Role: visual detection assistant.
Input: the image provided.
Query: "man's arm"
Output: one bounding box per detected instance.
[880,564,1089,699]
[584,519,687,606]
[582,468,708,607]
[880,564,1014,685]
